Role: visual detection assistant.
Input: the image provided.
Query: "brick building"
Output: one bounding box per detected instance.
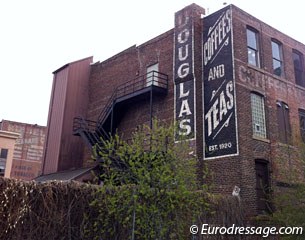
[0,129,19,178]
[0,120,46,180]
[40,4,305,216]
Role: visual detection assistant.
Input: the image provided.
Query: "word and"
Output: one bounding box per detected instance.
[208,64,225,81]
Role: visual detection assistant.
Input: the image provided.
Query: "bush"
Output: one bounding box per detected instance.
[90,121,209,239]
[0,179,244,240]
[0,121,247,240]
[0,178,96,240]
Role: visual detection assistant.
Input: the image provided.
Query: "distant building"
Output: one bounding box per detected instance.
[0,130,19,177]
[0,120,46,180]
[41,3,305,217]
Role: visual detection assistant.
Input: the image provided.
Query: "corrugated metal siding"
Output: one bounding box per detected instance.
[43,57,92,174]
[43,67,69,174]
[58,57,92,171]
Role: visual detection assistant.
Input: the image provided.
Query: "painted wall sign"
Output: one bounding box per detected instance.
[203,6,239,159]
[174,8,196,140]
[2,121,46,180]
[238,64,305,101]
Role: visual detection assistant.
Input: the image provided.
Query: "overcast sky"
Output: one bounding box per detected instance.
[0,0,304,126]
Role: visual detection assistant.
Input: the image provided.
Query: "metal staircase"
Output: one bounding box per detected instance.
[73,117,109,150]
[73,70,168,151]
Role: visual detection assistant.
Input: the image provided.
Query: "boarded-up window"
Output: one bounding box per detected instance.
[255,160,271,214]
[299,109,305,142]
[276,101,291,143]
[293,50,305,87]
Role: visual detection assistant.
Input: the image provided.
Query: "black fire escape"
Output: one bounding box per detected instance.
[73,71,168,153]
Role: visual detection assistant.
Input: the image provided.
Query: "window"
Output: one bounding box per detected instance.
[293,50,305,87]
[0,167,4,176]
[299,109,305,142]
[255,160,271,214]
[0,148,8,159]
[251,93,267,138]
[146,63,159,87]
[271,40,284,77]
[0,149,8,176]
[276,101,291,143]
[247,28,260,67]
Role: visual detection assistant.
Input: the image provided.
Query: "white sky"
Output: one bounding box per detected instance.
[0,0,304,126]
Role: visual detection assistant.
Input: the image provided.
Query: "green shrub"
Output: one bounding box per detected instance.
[89,121,209,239]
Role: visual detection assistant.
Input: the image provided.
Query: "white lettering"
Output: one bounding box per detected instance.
[204,10,231,66]
[205,81,234,136]
[178,63,190,78]
[178,28,190,44]
[179,83,189,98]
[178,119,191,136]
[208,64,225,81]
[219,91,227,121]
[179,99,192,117]
[177,15,189,27]
[175,10,194,139]
[226,81,234,109]
[178,44,189,61]
[205,99,218,136]
[212,99,219,132]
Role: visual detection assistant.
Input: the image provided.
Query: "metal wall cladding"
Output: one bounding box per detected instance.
[43,57,92,174]
[43,67,69,174]
[0,120,46,180]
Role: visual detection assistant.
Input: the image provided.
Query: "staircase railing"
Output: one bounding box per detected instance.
[73,70,168,151]
[73,116,109,145]
[97,70,168,126]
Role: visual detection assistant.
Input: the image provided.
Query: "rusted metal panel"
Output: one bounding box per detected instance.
[58,57,93,171]
[43,57,93,174]
[43,66,69,174]
[0,120,46,180]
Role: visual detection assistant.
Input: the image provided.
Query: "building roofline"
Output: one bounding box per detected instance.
[229,4,305,47]
[34,165,97,182]
[92,28,174,68]
[0,130,20,139]
[52,56,93,74]
[0,119,46,128]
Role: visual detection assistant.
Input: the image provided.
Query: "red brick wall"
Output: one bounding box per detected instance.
[85,31,175,163]
[230,5,305,215]
[78,4,305,217]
